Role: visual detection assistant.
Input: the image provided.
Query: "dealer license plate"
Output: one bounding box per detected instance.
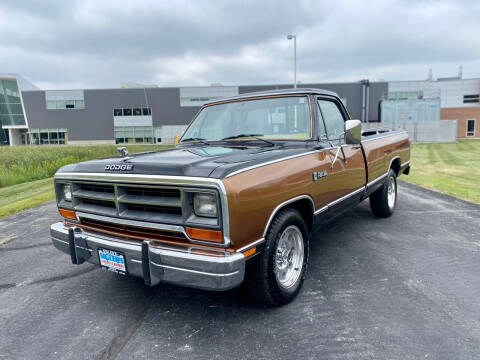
[98,248,127,275]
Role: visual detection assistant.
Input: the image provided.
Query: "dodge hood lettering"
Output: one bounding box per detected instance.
[104,164,134,171]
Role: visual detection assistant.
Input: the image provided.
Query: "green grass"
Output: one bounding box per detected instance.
[0,144,171,188]
[403,139,480,204]
[1,140,479,218]
[0,144,172,218]
[0,178,55,218]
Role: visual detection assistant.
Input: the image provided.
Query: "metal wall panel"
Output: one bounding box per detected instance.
[389,79,480,108]
[21,81,388,142]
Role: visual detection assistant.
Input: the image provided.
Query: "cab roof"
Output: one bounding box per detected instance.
[205,88,339,105]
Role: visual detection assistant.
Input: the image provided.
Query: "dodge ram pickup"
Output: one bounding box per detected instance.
[50,88,410,305]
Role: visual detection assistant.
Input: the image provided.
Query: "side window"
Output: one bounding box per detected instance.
[317,99,345,140]
[316,103,327,140]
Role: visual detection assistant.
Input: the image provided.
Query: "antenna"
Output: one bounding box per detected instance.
[458,65,463,79]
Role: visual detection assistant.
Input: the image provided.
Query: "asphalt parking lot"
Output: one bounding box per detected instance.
[1,181,480,360]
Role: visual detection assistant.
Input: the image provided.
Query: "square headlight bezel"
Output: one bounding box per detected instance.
[183,189,221,228]
[55,180,74,209]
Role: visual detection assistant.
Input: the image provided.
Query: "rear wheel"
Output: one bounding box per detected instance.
[369,169,397,218]
[245,208,309,306]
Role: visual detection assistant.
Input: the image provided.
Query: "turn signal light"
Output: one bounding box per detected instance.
[186,227,223,243]
[243,247,256,257]
[58,208,77,220]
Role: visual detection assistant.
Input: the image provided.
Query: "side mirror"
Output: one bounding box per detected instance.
[344,119,362,144]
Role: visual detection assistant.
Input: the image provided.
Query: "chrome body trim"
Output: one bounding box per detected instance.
[76,211,186,233]
[236,238,266,253]
[225,150,320,178]
[313,205,328,215]
[54,173,231,247]
[401,160,410,168]
[366,173,388,188]
[365,156,402,189]
[50,222,244,291]
[150,262,240,278]
[320,187,365,210]
[262,195,315,238]
[225,145,348,179]
[361,130,407,143]
[389,155,401,169]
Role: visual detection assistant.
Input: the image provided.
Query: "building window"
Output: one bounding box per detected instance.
[466,119,475,137]
[26,128,68,145]
[45,90,85,109]
[463,94,479,104]
[114,126,154,144]
[114,107,151,117]
[0,79,26,127]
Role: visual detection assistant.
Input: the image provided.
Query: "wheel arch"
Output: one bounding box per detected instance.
[263,195,314,238]
[389,156,401,176]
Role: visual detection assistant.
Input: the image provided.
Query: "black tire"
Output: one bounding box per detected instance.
[245,208,309,306]
[369,169,397,218]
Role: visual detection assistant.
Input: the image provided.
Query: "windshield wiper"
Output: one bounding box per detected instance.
[180,137,210,145]
[220,134,275,147]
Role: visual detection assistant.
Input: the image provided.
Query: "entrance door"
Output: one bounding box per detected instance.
[467,119,475,137]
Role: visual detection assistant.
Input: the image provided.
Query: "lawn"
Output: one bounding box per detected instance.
[0,144,171,188]
[0,144,172,218]
[403,139,480,204]
[0,178,54,218]
[0,140,479,219]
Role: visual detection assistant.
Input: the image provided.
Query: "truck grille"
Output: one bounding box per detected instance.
[71,181,183,224]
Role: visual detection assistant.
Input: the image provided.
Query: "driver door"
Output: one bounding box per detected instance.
[317,97,366,214]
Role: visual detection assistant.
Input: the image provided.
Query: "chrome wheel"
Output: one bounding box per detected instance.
[387,175,396,210]
[274,225,304,289]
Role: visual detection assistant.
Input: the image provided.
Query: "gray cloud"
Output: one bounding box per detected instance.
[0,0,478,89]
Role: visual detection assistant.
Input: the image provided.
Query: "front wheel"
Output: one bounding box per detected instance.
[369,169,397,218]
[245,208,309,306]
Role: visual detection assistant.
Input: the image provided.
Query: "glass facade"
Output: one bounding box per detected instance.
[0,79,27,127]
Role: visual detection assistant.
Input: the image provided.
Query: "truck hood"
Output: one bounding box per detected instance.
[56,145,310,179]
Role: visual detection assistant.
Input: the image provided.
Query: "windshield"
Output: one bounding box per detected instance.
[181,96,311,142]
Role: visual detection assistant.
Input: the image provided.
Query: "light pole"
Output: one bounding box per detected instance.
[287,34,297,88]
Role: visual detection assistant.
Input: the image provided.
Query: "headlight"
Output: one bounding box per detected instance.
[63,184,72,202]
[193,193,217,218]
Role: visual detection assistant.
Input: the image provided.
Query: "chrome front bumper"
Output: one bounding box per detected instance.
[50,222,245,291]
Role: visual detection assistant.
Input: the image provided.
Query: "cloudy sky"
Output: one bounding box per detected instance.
[0,0,479,89]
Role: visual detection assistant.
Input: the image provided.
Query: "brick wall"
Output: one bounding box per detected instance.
[441,107,480,138]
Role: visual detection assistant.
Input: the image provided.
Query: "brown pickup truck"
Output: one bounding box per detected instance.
[50,88,410,305]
